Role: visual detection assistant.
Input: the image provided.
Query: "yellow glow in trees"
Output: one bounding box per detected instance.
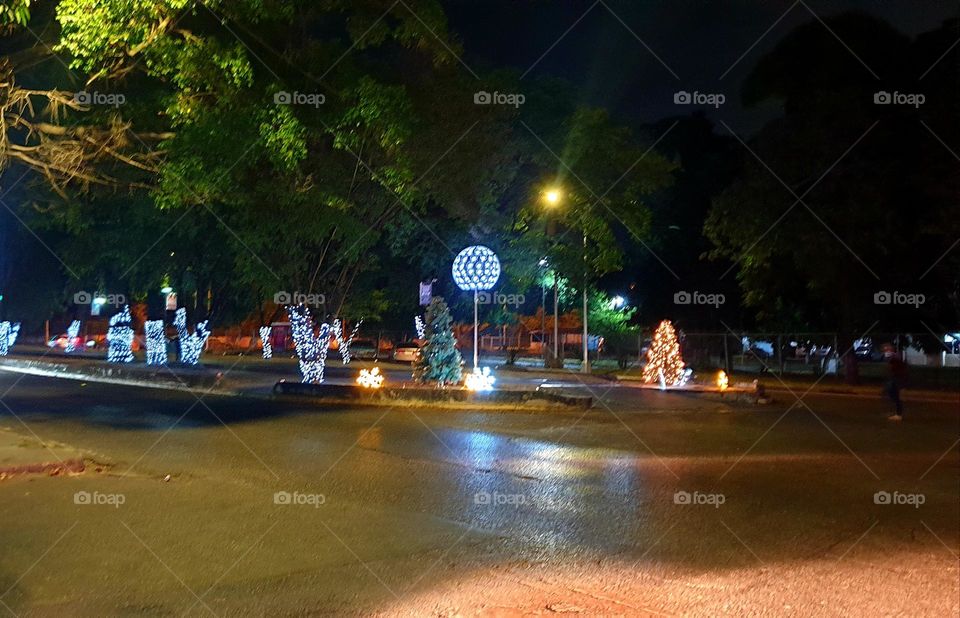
[642,320,686,387]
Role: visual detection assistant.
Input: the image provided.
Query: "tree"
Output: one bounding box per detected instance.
[642,319,685,386]
[705,14,959,339]
[413,296,462,386]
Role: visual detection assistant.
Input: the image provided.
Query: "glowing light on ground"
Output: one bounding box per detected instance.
[145,320,168,365]
[717,370,729,391]
[356,366,384,389]
[106,305,135,363]
[465,366,496,392]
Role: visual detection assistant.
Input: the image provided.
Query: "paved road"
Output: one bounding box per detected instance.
[0,373,957,615]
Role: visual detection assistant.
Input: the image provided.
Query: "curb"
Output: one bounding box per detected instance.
[0,458,85,477]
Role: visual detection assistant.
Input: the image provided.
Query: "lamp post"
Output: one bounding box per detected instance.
[541,187,590,373]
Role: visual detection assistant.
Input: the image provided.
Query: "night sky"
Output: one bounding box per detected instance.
[444,0,958,132]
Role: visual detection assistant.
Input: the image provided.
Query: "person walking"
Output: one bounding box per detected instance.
[883,345,909,421]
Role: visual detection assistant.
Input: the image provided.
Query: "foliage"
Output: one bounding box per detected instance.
[413,295,462,386]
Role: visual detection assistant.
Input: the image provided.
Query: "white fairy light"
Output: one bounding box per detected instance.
[464,366,495,392]
[65,320,81,353]
[174,308,210,365]
[414,315,426,339]
[259,326,272,359]
[288,305,331,383]
[332,318,363,364]
[451,245,500,291]
[106,305,135,363]
[0,322,19,356]
[145,320,168,366]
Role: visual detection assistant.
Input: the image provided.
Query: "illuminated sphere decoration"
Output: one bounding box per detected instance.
[452,245,500,292]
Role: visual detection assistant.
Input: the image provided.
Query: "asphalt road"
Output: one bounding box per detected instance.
[0,373,957,616]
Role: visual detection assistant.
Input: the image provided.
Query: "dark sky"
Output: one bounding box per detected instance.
[443,0,958,131]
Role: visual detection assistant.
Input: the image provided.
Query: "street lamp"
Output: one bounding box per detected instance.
[540,186,590,373]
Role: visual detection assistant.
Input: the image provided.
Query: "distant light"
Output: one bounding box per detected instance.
[610,295,625,309]
[538,258,548,267]
[160,286,174,294]
[93,296,107,306]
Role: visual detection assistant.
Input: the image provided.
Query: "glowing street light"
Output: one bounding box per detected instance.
[610,295,625,309]
[543,188,562,206]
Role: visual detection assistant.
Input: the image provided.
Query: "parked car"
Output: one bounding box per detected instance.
[47,334,97,350]
[392,341,422,363]
[350,338,380,360]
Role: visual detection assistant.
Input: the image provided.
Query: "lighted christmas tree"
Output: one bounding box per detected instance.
[642,320,686,387]
[413,296,463,386]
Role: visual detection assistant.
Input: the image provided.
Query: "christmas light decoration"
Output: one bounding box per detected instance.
[464,366,495,392]
[0,321,18,356]
[106,305,135,363]
[641,320,686,388]
[356,366,384,389]
[174,308,210,365]
[452,245,500,291]
[717,370,729,391]
[414,315,426,339]
[452,245,500,368]
[332,318,363,364]
[259,326,272,359]
[288,305,331,384]
[145,320,168,366]
[65,320,81,353]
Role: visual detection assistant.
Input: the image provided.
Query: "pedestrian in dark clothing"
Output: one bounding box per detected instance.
[885,352,908,421]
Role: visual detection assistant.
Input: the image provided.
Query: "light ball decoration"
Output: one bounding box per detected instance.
[259,326,273,360]
[451,245,500,291]
[106,305,135,363]
[174,308,210,365]
[464,366,496,392]
[145,320,168,366]
[356,366,384,389]
[0,321,19,356]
